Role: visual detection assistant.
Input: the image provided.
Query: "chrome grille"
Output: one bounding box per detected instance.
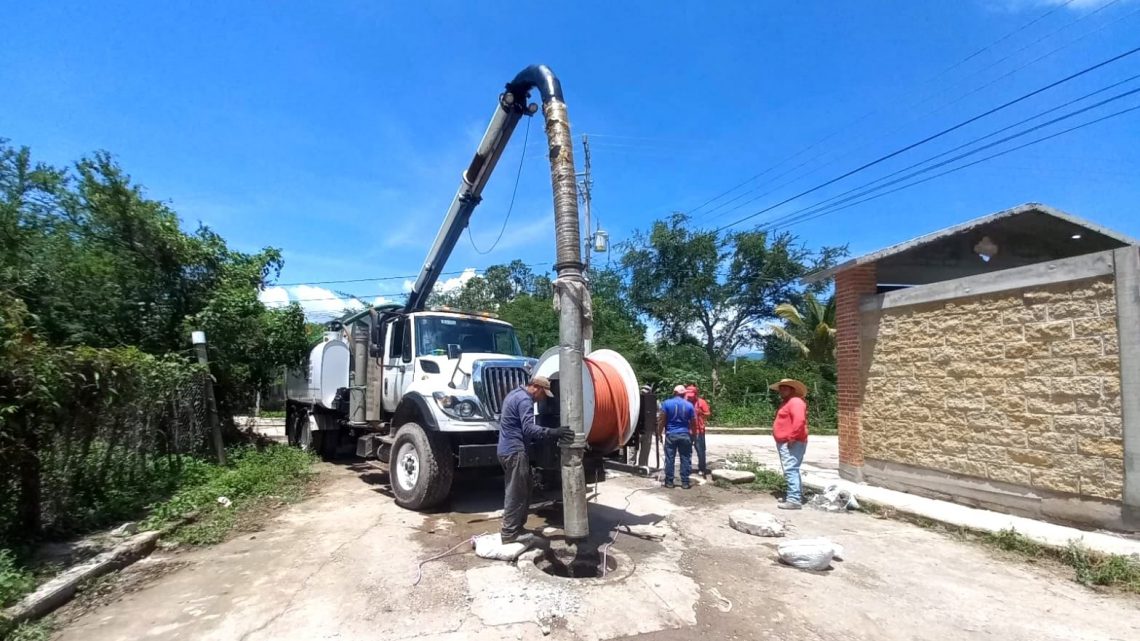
[474,364,530,417]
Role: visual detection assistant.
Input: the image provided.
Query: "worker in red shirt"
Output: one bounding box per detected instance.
[685,385,711,478]
[770,378,808,510]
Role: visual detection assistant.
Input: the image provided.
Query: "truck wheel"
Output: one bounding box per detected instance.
[285,404,298,446]
[390,422,454,510]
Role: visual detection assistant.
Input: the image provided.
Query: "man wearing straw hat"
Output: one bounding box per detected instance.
[770,378,809,510]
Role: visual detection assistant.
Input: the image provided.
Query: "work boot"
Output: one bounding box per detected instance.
[681,483,691,490]
[664,481,675,489]
[777,502,802,510]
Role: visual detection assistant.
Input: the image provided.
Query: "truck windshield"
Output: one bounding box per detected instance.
[415,316,523,357]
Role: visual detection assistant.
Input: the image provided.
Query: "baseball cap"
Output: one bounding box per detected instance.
[673,384,688,395]
[530,375,555,398]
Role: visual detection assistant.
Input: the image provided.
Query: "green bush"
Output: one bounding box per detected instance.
[145,445,314,544]
[0,549,34,608]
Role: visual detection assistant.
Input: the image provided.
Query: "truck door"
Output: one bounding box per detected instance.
[382,316,411,412]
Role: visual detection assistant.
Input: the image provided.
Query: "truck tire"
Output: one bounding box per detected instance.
[390,422,454,510]
[285,404,298,446]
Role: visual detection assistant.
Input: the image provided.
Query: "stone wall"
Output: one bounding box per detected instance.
[860,275,1124,502]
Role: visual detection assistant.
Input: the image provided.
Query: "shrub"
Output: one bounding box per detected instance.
[0,549,34,607]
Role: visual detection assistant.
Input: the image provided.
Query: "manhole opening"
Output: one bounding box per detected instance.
[534,548,618,579]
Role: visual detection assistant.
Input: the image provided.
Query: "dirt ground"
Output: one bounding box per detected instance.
[53,441,1139,641]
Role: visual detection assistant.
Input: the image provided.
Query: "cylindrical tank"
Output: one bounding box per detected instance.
[533,347,640,454]
[285,332,350,409]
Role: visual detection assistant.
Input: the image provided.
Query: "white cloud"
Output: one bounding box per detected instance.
[259,286,290,309]
[259,284,372,318]
[437,268,478,292]
[403,267,478,294]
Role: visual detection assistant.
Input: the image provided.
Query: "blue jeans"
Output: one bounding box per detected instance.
[693,433,708,474]
[664,433,692,485]
[777,440,807,504]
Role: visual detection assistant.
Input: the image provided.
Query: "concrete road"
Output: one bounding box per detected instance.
[704,433,839,471]
[56,440,1139,641]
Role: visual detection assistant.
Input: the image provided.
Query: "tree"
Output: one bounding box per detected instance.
[621,212,844,391]
[768,293,837,364]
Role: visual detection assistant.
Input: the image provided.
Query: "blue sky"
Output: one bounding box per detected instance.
[2,1,1138,318]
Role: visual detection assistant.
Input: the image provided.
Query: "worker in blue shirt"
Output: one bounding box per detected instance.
[497,375,573,543]
[657,384,697,489]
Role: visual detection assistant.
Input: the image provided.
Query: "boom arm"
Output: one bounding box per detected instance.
[404,66,566,312]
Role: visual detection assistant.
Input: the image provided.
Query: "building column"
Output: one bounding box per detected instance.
[1114,246,1140,528]
[835,264,877,483]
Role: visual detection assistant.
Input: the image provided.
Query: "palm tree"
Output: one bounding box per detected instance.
[768,293,836,364]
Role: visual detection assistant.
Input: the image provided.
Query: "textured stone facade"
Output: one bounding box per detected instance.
[860,276,1124,501]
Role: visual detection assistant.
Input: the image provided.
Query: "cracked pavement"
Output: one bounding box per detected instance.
[55,441,1140,641]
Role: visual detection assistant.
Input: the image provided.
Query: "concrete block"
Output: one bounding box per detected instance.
[728,510,785,537]
[712,469,755,484]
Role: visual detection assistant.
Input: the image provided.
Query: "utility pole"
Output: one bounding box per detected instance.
[578,134,593,272]
[578,135,594,354]
[191,331,227,466]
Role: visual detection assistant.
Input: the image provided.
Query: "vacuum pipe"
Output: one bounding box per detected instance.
[506,65,589,540]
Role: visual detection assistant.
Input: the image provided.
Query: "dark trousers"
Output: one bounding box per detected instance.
[694,433,708,474]
[663,433,692,485]
[499,451,531,541]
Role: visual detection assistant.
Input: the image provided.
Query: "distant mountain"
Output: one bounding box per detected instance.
[730,351,764,362]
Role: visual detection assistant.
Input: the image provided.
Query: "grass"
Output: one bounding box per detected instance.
[144,444,315,545]
[723,451,789,494]
[0,443,314,639]
[863,503,1140,594]
[2,620,52,641]
[0,550,35,608]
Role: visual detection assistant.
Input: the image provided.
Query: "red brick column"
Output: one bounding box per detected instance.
[835,264,877,481]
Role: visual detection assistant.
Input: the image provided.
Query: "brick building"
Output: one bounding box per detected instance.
[805,203,1139,531]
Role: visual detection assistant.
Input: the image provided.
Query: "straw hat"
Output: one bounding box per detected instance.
[769,378,807,398]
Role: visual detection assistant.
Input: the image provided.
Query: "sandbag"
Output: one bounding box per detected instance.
[808,483,860,512]
[777,538,842,570]
[472,533,529,561]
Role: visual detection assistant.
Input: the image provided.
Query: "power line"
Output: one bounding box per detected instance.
[712,44,1140,233]
[678,0,1088,218]
[908,0,1136,125]
[468,116,531,254]
[270,261,553,288]
[763,103,1140,233]
[770,76,1140,226]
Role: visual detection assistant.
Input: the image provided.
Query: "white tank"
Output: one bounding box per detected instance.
[286,332,350,409]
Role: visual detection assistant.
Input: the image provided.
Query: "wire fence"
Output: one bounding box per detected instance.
[1,337,213,545]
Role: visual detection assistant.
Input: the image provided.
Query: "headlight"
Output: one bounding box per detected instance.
[456,400,476,418]
[432,392,483,420]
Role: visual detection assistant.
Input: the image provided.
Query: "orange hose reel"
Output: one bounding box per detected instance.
[533,347,641,455]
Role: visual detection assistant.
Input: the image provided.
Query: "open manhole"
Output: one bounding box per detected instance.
[525,545,635,582]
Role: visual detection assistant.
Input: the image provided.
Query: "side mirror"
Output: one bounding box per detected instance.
[447,343,463,360]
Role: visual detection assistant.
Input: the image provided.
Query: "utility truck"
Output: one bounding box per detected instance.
[285,306,542,509]
[285,65,628,517]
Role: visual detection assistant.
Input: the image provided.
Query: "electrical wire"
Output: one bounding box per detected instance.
[753,79,1140,231]
[468,116,531,255]
[711,43,1140,233]
[270,262,552,288]
[679,0,1088,218]
[762,102,1140,233]
[700,3,1138,225]
[412,532,487,586]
